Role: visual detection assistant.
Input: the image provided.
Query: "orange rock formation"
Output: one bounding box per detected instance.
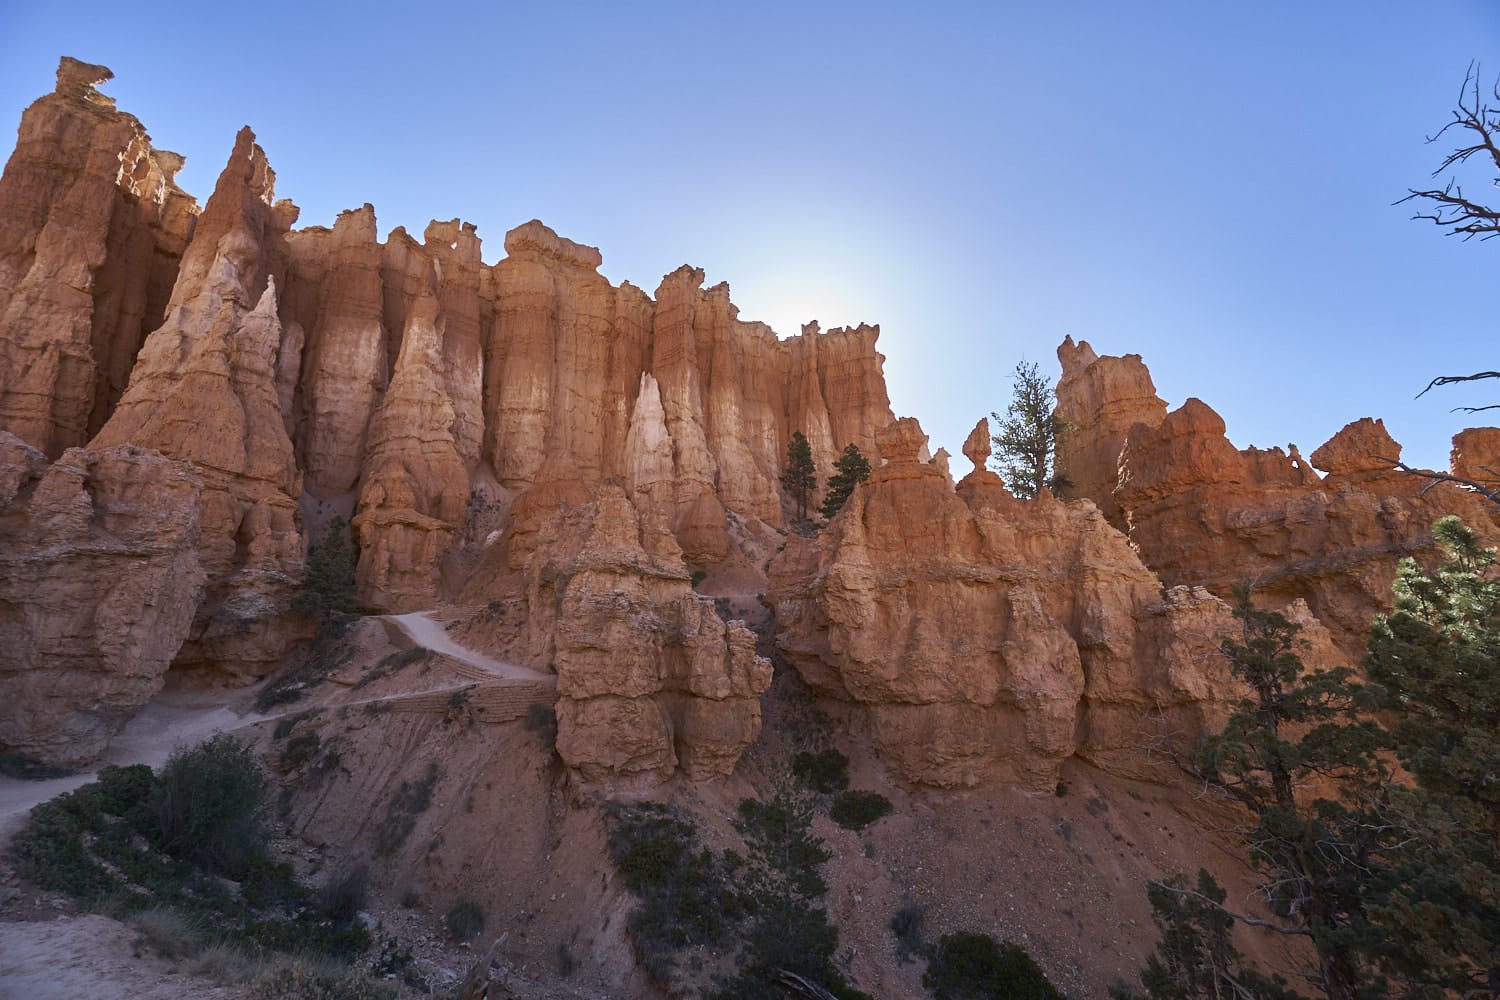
[1057,339,1500,657]
[770,417,1255,791]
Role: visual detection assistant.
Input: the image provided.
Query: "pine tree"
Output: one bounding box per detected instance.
[819,443,872,520]
[1364,516,1500,995]
[781,431,817,522]
[1192,596,1391,1000]
[293,515,360,629]
[1111,870,1304,1000]
[990,360,1070,499]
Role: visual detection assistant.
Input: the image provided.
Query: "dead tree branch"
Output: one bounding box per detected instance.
[1378,456,1500,505]
[1399,62,1500,239]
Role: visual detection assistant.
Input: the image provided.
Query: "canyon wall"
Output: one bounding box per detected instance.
[0,60,888,769]
[1055,339,1500,659]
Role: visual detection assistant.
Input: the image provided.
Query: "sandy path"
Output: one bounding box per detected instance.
[390,611,554,683]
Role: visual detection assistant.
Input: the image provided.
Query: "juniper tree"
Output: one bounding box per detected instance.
[819,443,872,520]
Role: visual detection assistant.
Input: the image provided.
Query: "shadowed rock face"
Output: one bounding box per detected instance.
[0,432,204,767]
[458,485,772,784]
[1057,341,1500,659]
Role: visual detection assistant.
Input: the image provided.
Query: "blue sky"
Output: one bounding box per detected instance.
[2,2,1497,471]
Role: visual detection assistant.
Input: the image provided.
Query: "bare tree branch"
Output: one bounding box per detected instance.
[1152,883,1314,937]
[1416,371,1500,397]
[1400,62,1500,239]
[1377,456,1500,505]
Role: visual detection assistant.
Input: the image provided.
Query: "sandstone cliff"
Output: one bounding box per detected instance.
[769,417,1264,790]
[0,58,198,460]
[456,486,773,784]
[89,125,308,678]
[0,432,204,767]
[1057,340,1500,657]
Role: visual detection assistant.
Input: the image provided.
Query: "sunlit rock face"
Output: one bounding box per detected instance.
[770,417,1254,791]
[0,432,205,768]
[89,125,308,679]
[1056,340,1500,660]
[0,58,199,459]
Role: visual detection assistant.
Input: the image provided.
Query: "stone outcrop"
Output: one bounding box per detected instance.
[1058,342,1500,658]
[0,432,204,767]
[352,264,470,611]
[463,487,772,784]
[770,417,1251,790]
[89,126,307,678]
[1452,426,1500,512]
[1054,336,1167,522]
[0,58,198,459]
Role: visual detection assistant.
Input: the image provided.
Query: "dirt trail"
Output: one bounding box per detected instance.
[1,610,548,843]
[389,611,554,683]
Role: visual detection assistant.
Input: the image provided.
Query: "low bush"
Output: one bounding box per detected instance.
[247,961,395,1000]
[890,902,926,963]
[152,733,266,876]
[923,932,1063,1000]
[0,750,74,780]
[315,864,369,926]
[7,734,380,976]
[444,900,486,942]
[375,762,439,856]
[606,802,742,983]
[829,790,893,830]
[791,749,850,794]
[353,648,429,690]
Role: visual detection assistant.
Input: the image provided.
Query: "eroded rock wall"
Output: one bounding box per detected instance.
[0,58,198,459]
[460,486,772,784]
[769,417,1254,790]
[0,432,204,767]
[1057,342,1500,658]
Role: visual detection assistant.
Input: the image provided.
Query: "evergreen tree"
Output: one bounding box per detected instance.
[1365,516,1500,995]
[781,431,817,522]
[990,360,1070,499]
[1111,870,1304,1000]
[294,515,360,628]
[1192,596,1392,1000]
[819,443,872,520]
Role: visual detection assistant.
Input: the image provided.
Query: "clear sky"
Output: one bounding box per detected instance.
[2,2,1496,471]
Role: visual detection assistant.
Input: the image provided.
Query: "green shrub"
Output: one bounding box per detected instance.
[890,903,926,963]
[375,763,439,856]
[606,802,742,983]
[524,702,558,752]
[0,750,74,780]
[924,932,1063,1000]
[829,790,893,830]
[282,730,321,769]
[247,962,395,1000]
[7,738,379,972]
[315,864,369,926]
[444,900,486,942]
[791,749,850,794]
[353,648,429,689]
[152,733,266,876]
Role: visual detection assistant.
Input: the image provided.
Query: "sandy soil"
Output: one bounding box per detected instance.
[0,914,244,1000]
